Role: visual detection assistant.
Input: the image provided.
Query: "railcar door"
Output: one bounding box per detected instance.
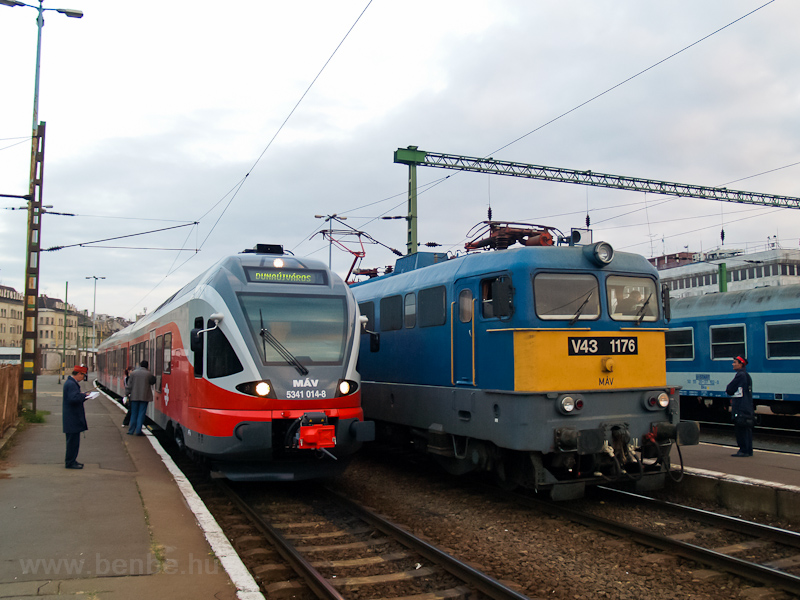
[453,283,476,385]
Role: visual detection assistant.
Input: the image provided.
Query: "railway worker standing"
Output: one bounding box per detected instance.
[726,356,754,457]
[63,364,91,469]
[125,360,156,436]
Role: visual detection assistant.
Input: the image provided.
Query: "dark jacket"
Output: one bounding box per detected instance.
[126,366,156,402]
[726,369,753,418]
[62,375,88,434]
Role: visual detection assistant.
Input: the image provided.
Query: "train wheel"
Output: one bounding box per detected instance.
[173,425,186,452]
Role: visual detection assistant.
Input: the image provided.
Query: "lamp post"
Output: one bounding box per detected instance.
[86,276,104,371]
[2,0,83,407]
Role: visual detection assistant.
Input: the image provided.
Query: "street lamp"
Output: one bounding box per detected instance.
[1,0,82,408]
[86,276,104,370]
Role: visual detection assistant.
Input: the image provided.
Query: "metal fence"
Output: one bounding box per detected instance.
[0,364,21,438]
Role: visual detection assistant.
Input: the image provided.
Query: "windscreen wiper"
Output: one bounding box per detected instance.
[259,327,309,376]
[635,293,654,325]
[569,291,593,326]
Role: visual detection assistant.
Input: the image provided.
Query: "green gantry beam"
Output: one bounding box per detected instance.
[394,145,800,254]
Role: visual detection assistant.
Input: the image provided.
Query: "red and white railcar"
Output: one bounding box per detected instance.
[97,244,373,480]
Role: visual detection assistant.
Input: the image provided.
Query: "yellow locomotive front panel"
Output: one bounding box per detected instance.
[513,329,667,392]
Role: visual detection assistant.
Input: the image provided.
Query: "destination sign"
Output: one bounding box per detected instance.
[245,267,327,285]
[567,336,638,356]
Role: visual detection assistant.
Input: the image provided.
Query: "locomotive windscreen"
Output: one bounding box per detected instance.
[238,294,348,365]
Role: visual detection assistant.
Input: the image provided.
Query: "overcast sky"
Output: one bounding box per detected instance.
[2,0,799,320]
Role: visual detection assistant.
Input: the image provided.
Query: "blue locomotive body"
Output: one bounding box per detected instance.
[666,285,800,415]
[351,241,698,500]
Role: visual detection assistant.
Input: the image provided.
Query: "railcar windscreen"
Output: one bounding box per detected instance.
[533,273,600,320]
[238,294,347,366]
[607,275,659,321]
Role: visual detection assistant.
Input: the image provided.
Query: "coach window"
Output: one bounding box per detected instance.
[534,273,599,321]
[766,321,800,358]
[207,322,243,379]
[459,289,473,323]
[380,295,403,331]
[358,302,374,333]
[710,324,745,360]
[404,293,416,328]
[607,275,658,321]
[665,328,694,360]
[419,286,447,327]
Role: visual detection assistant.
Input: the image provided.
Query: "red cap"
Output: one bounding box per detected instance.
[74,365,88,374]
[734,356,747,366]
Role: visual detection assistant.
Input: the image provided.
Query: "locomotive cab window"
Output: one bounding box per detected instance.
[481,276,513,318]
[379,295,403,331]
[665,328,694,360]
[533,273,599,321]
[607,275,658,321]
[404,293,416,328]
[710,324,745,360]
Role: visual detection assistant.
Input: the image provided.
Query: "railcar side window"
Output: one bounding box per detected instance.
[459,289,473,323]
[380,295,403,331]
[207,323,244,379]
[533,273,599,321]
[358,302,374,333]
[766,321,800,358]
[607,275,658,321]
[710,325,745,360]
[419,286,447,327]
[665,328,694,360]
[404,293,416,328]
[163,333,172,374]
[155,335,164,391]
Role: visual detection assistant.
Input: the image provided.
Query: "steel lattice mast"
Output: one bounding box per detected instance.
[394,146,800,255]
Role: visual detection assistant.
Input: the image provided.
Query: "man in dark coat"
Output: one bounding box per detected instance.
[125,360,156,436]
[63,365,90,469]
[726,355,754,457]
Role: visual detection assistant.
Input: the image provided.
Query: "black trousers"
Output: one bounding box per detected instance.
[65,432,81,465]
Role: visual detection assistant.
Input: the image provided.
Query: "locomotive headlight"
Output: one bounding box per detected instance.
[273,258,285,268]
[236,380,277,398]
[557,394,585,415]
[561,396,576,412]
[656,392,670,408]
[339,380,351,395]
[255,381,271,397]
[584,241,614,266]
[642,391,671,411]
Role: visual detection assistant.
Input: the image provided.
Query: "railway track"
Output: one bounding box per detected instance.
[511,487,800,596]
[196,476,532,600]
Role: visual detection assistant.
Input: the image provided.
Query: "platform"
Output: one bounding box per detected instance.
[0,374,261,600]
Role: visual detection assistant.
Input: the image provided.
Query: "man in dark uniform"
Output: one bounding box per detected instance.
[726,355,754,457]
[63,365,90,469]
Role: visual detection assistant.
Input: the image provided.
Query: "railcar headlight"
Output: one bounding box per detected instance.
[236,380,277,398]
[336,379,359,396]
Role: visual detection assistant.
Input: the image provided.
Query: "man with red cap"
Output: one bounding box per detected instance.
[726,356,753,457]
[63,365,90,469]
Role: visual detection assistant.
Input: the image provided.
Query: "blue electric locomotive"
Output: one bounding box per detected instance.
[351,224,699,500]
[666,284,800,416]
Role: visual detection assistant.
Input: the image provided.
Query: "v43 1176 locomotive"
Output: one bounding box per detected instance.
[97,244,374,481]
[350,223,698,500]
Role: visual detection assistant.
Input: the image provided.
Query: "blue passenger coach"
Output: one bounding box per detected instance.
[666,285,800,416]
[351,229,698,500]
